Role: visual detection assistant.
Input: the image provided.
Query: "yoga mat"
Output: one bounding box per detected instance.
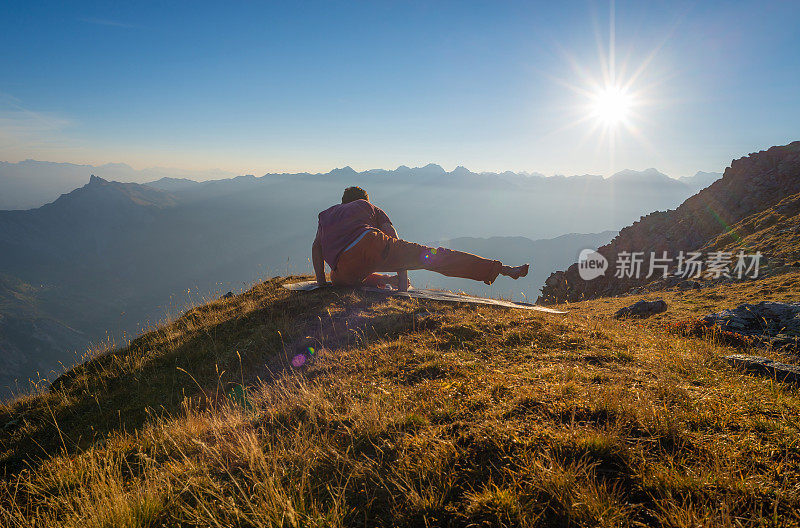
[283,280,567,314]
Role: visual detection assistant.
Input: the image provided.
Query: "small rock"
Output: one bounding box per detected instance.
[221,291,234,299]
[614,299,668,319]
[677,280,702,291]
[3,418,20,431]
[725,355,800,384]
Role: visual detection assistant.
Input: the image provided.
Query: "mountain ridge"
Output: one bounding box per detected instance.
[539,141,800,303]
[2,160,719,211]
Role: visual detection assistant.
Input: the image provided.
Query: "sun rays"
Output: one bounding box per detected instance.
[543,0,670,171]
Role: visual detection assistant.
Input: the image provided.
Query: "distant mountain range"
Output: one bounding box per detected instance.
[678,171,724,189]
[0,162,715,397]
[0,159,721,210]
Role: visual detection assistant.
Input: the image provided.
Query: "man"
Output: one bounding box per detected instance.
[312,186,529,291]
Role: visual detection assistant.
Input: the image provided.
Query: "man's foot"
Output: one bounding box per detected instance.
[363,273,393,288]
[500,263,529,280]
[388,273,410,292]
[363,273,411,290]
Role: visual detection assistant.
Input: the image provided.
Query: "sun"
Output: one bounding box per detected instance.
[591,85,632,126]
[541,0,665,170]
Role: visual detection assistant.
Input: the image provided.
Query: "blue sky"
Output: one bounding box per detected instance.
[1,0,797,178]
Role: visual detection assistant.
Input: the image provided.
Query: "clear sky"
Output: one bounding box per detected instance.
[1,0,797,178]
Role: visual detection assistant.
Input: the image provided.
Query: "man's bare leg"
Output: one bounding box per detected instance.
[500,263,529,280]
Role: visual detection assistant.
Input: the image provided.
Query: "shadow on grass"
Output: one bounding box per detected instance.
[0,279,420,475]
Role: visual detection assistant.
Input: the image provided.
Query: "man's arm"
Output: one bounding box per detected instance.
[374,206,397,239]
[379,221,399,239]
[312,227,327,285]
[377,220,409,292]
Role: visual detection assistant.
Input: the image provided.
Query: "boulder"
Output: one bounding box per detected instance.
[701,301,800,350]
[725,354,800,384]
[702,301,800,335]
[614,299,668,319]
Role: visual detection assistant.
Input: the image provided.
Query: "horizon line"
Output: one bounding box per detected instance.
[2,157,720,182]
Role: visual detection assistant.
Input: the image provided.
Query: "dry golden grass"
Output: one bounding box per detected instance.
[1,275,799,526]
[560,269,800,321]
[700,191,800,266]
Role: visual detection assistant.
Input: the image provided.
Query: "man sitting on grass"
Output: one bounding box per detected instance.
[312,186,529,291]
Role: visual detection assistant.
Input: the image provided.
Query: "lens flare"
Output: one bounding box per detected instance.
[423,248,438,261]
[291,354,306,368]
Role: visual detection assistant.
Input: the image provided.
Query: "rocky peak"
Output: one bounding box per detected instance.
[420,163,445,174]
[88,174,107,185]
[451,166,472,177]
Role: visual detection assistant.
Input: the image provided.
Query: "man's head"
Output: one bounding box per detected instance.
[342,186,369,204]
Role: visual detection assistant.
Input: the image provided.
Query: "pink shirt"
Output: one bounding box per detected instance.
[317,199,392,268]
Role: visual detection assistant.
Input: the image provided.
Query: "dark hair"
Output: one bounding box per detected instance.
[342,186,369,204]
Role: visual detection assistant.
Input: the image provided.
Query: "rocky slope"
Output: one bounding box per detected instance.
[538,141,800,303]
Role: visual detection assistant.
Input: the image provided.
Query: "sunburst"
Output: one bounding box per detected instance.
[543,0,667,168]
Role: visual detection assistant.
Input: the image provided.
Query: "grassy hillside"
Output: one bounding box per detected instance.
[2,276,800,526]
[699,191,800,268]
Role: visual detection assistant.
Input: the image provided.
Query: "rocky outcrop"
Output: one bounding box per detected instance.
[614,299,667,319]
[538,142,800,304]
[701,301,800,350]
[725,355,800,384]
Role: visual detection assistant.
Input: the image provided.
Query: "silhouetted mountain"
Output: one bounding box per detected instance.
[679,171,723,190]
[0,160,237,210]
[0,176,176,269]
[62,175,177,209]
